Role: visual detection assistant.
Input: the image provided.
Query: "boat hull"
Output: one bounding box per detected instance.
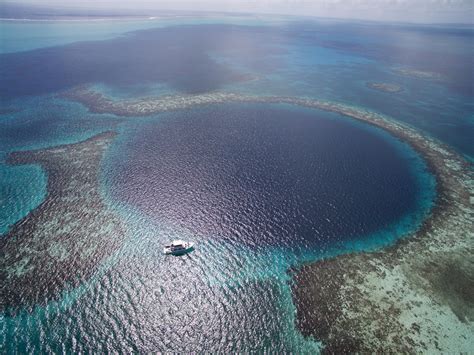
[163,243,194,256]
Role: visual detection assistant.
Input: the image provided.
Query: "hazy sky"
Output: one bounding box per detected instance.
[12,0,474,24]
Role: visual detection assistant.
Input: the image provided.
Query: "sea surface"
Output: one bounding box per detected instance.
[1,13,472,352]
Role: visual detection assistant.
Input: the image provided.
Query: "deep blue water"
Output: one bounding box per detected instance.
[111,103,423,251]
[0,15,471,352]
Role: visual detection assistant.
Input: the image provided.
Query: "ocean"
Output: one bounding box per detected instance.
[1,14,472,352]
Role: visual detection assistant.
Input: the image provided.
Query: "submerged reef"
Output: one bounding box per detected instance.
[366,82,403,93]
[0,132,126,313]
[60,85,260,116]
[394,67,443,80]
[63,86,474,352]
[0,107,20,116]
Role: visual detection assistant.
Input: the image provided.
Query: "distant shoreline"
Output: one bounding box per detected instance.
[0,16,164,23]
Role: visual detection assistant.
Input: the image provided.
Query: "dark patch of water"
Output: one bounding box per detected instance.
[111,103,422,250]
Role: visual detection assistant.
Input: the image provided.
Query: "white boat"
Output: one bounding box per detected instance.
[163,240,195,256]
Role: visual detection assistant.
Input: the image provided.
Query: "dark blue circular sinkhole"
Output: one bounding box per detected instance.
[111,103,429,250]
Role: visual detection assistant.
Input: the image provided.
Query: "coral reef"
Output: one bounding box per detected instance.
[366,82,403,93]
[394,67,443,80]
[1,132,126,313]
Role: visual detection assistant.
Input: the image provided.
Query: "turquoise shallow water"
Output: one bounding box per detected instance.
[0,163,46,234]
[0,95,119,232]
[0,14,471,352]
